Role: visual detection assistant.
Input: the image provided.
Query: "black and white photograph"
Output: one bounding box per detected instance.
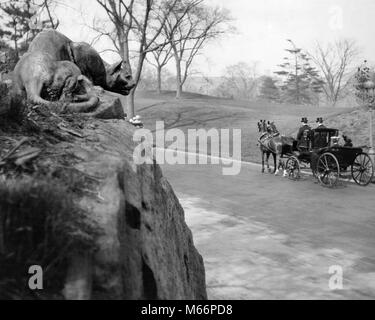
[0,0,375,306]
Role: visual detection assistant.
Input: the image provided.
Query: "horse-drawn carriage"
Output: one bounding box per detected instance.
[283,127,374,187]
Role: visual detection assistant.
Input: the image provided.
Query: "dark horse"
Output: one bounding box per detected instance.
[257,121,294,175]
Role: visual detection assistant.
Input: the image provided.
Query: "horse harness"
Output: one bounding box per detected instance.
[259,132,280,153]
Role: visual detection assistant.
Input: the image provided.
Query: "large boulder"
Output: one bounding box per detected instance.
[0,116,207,300]
[62,119,207,299]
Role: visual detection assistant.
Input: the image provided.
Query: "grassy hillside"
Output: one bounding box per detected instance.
[135,91,357,163]
[324,108,374,150]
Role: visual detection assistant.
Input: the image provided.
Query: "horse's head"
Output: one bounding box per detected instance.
[268,122,279,135]
[258,120,269,133]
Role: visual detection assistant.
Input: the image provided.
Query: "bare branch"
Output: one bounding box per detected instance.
[308,39,360,105]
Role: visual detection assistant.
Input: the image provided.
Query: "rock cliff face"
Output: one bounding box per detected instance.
[0,88,207,300]
[66,120,207,300]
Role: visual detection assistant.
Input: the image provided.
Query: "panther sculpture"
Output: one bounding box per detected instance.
[12,29,135,113]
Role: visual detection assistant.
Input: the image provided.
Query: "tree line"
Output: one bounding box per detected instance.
[0,0,364,112]
[0,0,233,117]
[136,37,361,108]
[0,0,58,74]
[91,0,232,117]
[239,39,359,107]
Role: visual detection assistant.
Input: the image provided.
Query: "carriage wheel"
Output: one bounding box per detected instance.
[316,153,340,188]
[351,153,374,186]
[286,156,301,180]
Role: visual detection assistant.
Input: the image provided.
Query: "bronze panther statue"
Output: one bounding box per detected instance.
[12,29,135,113]
[13,51,99,113]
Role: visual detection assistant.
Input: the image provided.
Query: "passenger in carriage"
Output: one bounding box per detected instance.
[343,135,353,147]
[313,118,328,148]
[297,117,311,152]
[315,117,326,129]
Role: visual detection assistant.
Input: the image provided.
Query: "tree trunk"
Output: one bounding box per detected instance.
[128,49,146,119]
[175,61,183,99]
[13,21,19,60]
[127,90,136,119]
[157,66,162,94]
[176,83,183,99]
[118,36,136,119]
[173,50,183,99]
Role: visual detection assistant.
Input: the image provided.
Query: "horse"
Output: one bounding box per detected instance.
[257,121,294,176]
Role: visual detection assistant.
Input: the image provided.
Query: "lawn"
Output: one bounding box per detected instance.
[135,91,358,163]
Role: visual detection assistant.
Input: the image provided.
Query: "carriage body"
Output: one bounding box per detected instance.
[285,128,374,187]
[315,146,363,171]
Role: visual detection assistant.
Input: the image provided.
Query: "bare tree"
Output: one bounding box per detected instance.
[216,62,260,100]
[309,39,360,106]
[146,42,173,94]
[40,0,59,29]
[163,1,232,99]
[0,0,59,59]
[95,0,179,119]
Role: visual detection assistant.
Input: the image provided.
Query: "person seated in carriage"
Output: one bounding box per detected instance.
[329,134,353,148]
[313,118,329,148]
[296,117,312,152]
[342,135,353,147]
[315,117,326,129]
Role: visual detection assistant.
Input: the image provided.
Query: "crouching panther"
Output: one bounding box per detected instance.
[12,29,135,113]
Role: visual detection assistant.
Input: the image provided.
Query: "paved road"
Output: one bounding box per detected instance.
[160,161,375,300]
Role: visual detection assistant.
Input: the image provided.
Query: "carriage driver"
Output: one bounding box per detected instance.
[297,117,311,151]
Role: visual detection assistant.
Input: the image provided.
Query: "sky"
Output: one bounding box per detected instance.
[15,0,375,76]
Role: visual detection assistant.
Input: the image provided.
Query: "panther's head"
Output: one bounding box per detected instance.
[106,60,135,96]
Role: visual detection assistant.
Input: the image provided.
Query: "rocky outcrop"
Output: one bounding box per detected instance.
[0,81,125,120]
[85,87,125,120]
[67,120,206,300]
[0,101,207,300]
